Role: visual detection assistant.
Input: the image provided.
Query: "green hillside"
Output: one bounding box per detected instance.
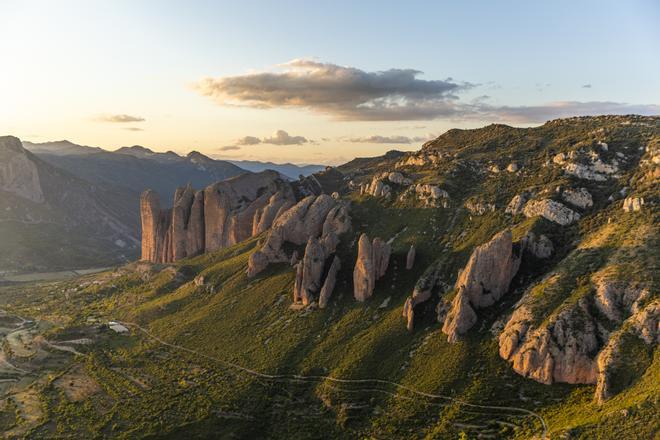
[0,115,657,439]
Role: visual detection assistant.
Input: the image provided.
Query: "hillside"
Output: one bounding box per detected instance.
[0,116,657,439]
[0,136,138,273]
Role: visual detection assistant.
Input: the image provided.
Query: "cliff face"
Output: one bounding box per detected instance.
[0,136,44,204]
[140,170,293,263]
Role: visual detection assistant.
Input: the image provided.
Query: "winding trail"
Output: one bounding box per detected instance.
[121,321,548,438]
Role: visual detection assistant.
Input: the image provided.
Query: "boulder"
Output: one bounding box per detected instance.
[505,192,532,216]
[442,230,522,342]
[465,199,496,215]
[295,237,326,305]
[561,187,593,209]
[622,197,644,212]
[506,162,519,172]
[402,265,439,331]
[522,199,581,225]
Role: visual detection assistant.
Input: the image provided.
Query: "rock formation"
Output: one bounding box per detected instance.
[553,148,620,181]
[499,271,657,402]
[524,231,553,259]
[561,187,593,209]
[319,256,341,308]
[247,195,350,278]
[505,192,532,216]
[403,265,441,331]
[522,199,581,225]
[353,234,391,302]
[406,245,416,270]
[293,237,327,305]
[141,170,293,263]
[0,136,44,204]
[622,197,645,212]
[442,230,523,342]
[399,184,449,208]
[465,199,496,215]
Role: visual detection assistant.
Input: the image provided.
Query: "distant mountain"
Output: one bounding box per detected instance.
[24,142,247,204]
[1,136,138,272]
[226,159,326,180]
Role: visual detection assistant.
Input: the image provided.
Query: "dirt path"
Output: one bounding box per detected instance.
[121,321,548,438]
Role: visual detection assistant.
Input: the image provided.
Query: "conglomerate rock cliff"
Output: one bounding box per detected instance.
[141,170,294,263]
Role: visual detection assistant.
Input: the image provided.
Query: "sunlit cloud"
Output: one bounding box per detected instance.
[262,130,308,145]
[236,135,261,146]
[94,113,145,123]
[194,59,474,121]
[219,145,241,151]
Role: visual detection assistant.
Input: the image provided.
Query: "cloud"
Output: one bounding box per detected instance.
[122,127,144,131]
[236,135,261,145]
[480,101,660,123]
[194,59,474,121]
[263,129,308,145]
[219,145,241,151]
[582,84,592,88]
[348,135,426,144]
[95,113,145,123]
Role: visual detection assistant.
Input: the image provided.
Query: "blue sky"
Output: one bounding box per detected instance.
[1,0,658,164]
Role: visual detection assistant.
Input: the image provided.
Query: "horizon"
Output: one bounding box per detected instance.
[2,0,659,165]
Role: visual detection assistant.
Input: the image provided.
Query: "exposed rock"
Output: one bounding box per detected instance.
[505,192,532,216]
[318,256,341,308]
[595,300,658,403]
[622,197,645,212]
[387,172,405,185]
[522,199,581,225]
[247,195,350,277]
[293,237,327,305]
[506,162,519,172]
[353,234,391,302]
[524,232,553,259]
[553,148,619,181]
[403,265,440,331]
[0,136,44,203]
[290,250,299,266]
[400,184,449,208]
[442,230,522,342]
[406,245,416,270]
[141,171,293,263]
[561,187,593,209]
[361,176,391,198]
[499,297,599,385]
[465,199,496,215]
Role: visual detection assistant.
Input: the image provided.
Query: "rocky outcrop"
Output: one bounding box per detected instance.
[622,197,645,212]
[553,148,620,181]
[400,184,449,208]
[141,170,293,263]
[522,199,581,225]
[293,237,327,305]
[0,136,44,203]
[319,256,341,308]
[353,234,391,302]
[465,199,495,215]
[247,195,350,278]
[505,192,532,216]
[524,231,553,259]
[442,230,522,342]
[403,265,441,331]
[499,272,657,401]
[387,172,412,185]
[360,176,391,198]
[406,245,416,270]
[561,187,593,209]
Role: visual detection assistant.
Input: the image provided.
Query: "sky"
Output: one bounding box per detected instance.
[0,0,658,165]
